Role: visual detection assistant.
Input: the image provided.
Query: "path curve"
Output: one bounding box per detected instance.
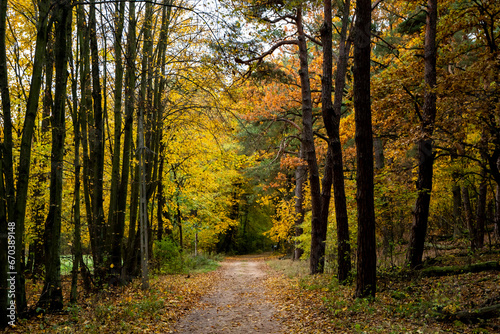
[173,256,282,333]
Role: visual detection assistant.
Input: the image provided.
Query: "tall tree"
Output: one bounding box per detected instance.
[108,0,126,276]
[88,0,107,284]
[407,0,438,269]
[320,0,352,282]
[295,6,324,275]
[353,0,376,298]
[121,0,138,278]
[38,0,71,310]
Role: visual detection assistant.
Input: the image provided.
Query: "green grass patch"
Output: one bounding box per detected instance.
[60,255,94,275]
[266,258,309,278]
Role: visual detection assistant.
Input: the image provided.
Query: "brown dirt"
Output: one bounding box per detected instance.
[173,255,283,333]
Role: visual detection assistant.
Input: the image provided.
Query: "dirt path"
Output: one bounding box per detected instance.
[173,256,283,333]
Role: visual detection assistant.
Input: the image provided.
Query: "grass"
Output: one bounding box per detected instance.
[266,257,309,278]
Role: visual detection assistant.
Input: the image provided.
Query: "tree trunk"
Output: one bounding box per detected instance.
[294,141,306,260]
[329,0,352,283]
[139,106,150,290]
[124,164,140,278]
[119,0,137,279]
[108,0,126,275]
[319,2,335,270]
[157,143,166,242]
[89,0,106,285]
[407,0,438,269]
[353,0,376,298]
[12,0,52,315]
[495,184,500,241]
[295,7,324,275]
[38,2,71,310]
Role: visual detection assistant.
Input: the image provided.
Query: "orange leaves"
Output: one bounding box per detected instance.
[280,155,306,170]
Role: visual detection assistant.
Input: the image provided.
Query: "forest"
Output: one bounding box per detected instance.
[0,0,499,332]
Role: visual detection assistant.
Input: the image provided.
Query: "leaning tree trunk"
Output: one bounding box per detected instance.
[407,0,438,269]
[353,0,376,298]
[38,1,71,310]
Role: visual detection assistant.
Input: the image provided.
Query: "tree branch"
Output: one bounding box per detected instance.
[235,40,299,64]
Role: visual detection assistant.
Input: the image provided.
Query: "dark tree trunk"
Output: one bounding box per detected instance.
[12,0,52,314]
[119,0,137,280]
[324,0,352,283]
[28,30,54,278]
[38,2,71,310]
[124,164,140,277]
[407,0,438,269]
[353,0,376,298]
[89,0,107,285]
[108,0,126,274]
[295,7,324,275]
[495,184,500,241]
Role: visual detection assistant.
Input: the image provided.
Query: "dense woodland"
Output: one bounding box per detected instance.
[0,0,499,329]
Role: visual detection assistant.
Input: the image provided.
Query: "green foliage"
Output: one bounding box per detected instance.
[397,10,426,35]
[153,237,222,274]
[153,238,184,274]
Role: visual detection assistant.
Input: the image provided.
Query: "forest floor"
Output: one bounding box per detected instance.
[3,249,500,333]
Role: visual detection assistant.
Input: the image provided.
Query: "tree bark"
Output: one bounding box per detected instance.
[407,0,438,269]
[353,0,376,298]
